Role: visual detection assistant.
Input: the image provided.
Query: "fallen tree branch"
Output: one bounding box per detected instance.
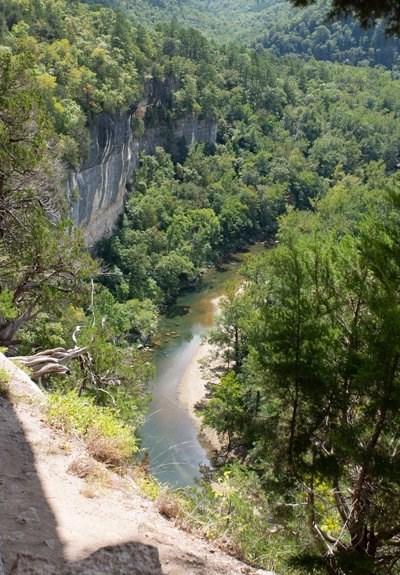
[13,346,87,380]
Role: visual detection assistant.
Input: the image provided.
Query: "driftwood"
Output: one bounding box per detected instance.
[13,346,87,380]
[12,314,119,405]
[13,345,119,405]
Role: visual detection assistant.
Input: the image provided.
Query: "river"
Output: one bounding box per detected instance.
[139,244,263,487]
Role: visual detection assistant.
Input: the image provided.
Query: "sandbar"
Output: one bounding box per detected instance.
[178,297,222,450]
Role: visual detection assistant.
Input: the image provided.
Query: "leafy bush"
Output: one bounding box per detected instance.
[165,463,305,572]
[46,390,138,467]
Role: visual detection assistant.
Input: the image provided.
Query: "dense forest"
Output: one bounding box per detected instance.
[1,0,400,573]
[259,1,400,69]
[84,0,400,69]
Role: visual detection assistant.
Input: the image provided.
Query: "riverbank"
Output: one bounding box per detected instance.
[178,296,222,451]
[141,244,264,486]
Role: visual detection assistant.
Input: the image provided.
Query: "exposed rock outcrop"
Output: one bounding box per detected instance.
[0,354,45,403]
[68,80,217,246]
[70,542,163,575]
[10,542,163,575]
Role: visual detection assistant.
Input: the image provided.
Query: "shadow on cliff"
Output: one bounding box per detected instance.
[0,397,163,574]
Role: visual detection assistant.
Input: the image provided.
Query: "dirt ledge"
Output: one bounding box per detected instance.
[0,354,274,575]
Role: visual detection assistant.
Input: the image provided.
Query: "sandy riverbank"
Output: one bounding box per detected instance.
[178,297,222,450]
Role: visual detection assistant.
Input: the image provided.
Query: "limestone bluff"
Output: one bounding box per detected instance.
[67,78,217,247]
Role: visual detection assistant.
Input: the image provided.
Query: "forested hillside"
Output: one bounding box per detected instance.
[100,53,400,308]
[259,1,400,69]
[1,0,400,573]
[100,17,400,573]
[91,0,400,69]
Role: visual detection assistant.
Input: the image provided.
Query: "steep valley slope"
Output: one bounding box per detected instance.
[0,354,272,575]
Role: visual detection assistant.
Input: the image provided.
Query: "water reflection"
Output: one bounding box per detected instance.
[139,245,263,487]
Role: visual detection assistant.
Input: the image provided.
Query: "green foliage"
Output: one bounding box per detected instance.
[0,48,96,345]
[106,0,400,67]
[101,141,267,306]
[0,367,11,397]
[3,2,400,572]
[93,286,158,343]
[0,291,17,322]
[0,214,95,344]
[261,0,400,68]
[0,47,151,423]
[0,0,147,114]
[206,177,400,573]
[103,46,400,325]
[201,372,248,451]
[168,463,306,572]
[208,283,251,373]
[291,0,400,35]
[0,49,48,185]
[46,389,138,465]
[0,0,226,174]
[60,304,154,426]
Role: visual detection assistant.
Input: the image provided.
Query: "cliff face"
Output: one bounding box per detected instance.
[68,102,217,246]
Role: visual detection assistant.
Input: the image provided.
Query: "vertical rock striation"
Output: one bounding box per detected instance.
[68,97,217,246]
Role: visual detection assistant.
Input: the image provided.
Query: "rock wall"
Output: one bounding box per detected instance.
[68,108,217,247]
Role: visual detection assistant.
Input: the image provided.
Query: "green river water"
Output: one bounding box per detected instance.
[140,244,263,487]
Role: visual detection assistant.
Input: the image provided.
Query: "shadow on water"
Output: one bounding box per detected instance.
[164,305,190,319]
[0,396,163,573]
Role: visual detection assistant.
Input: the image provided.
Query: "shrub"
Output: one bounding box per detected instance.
[46,390,137,468]
[160,463,306,573]
[0,367,11,397]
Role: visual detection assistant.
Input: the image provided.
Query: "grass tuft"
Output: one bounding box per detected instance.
[86,427,134,468]
[0,368,11,397]
[156,488,184,520]
[46,390,137,468]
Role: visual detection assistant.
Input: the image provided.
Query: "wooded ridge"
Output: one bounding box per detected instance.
[1,0,400,573]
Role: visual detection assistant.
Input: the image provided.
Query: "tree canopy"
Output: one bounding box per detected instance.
[2,1,400,571]
[202,169,400,574]
[291,0,400,33]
